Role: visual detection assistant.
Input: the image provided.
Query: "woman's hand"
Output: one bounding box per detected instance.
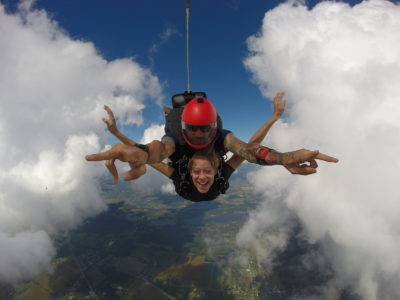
[273,92,286,119]
[102,105,118,134]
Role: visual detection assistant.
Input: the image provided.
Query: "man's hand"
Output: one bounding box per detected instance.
[86,143,149,182]
[282,149,338,175]
[102,105,118,135]
[273,92,286,119]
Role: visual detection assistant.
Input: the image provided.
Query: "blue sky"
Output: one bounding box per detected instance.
[3,0,356,141]
[2,0,400,292]
[3,0,359,139]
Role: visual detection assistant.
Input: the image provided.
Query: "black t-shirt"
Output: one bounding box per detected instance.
[169,163,235,202]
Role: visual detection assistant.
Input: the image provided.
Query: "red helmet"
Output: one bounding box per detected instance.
[181,97,218,149]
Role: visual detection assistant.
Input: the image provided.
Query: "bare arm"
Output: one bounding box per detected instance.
[224,133,265,164]
[226,92,285,170]
[103,105,138,146]
[224,133,338,175]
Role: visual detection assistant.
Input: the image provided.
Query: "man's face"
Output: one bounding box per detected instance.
[182,126,216,148]
[190,157,217,193]
[185,129,215,146]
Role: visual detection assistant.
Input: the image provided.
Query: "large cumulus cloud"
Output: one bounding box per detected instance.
[237,0,400,299]
[0,1,162,283]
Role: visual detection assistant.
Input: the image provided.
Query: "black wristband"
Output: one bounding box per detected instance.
[133,143,149,153]
[133,144,150,163]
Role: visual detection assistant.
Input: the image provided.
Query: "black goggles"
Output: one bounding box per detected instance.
[182,123,217,133]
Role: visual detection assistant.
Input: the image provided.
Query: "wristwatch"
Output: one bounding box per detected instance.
[133,143,149,153]
[255,145,272,165]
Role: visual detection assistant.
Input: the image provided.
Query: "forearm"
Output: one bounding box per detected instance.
[225,133,263,163]
[262,149,294,165]
[112,129,161,162]
[226,115,279,170]
[225,133,292,165]
[248,115,279,144]
[113,130,138,146]
[149,162,174,177]
[235,146,297,166]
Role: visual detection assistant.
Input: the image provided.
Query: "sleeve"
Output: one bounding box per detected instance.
[222,163,235,180]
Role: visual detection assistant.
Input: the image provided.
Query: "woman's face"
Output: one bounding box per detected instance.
[190,157,217,193]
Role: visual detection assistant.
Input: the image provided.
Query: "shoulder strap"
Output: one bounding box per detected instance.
[174,154,192,197]
[214,158,229,194]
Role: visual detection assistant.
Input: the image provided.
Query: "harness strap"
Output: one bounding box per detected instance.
[214,156,229,194]
[176,154,191,196]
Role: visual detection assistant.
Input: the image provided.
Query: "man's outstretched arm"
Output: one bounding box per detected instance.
[224,133,338,175]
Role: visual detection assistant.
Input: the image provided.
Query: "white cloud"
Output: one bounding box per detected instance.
[129,167,172,195]
[161,182,176,195]
[239,0,400,299]
[149,25,181,54]
[0,230,55,283]
[0,1,162,283]
[140,124,165,144]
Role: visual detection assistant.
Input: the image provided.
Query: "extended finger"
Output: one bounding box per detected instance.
[104,105,112,114]
[104,105,115,120]
[275,91,284,99]
[85,149,117,161]
[316,152,339,163]
[105,158,118,183]
[298,150,320,162]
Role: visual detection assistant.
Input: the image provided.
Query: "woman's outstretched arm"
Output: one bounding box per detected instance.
[102,105,174,180]
[226,92,285,170]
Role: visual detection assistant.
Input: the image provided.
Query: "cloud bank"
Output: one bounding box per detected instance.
[0,1,162,283]
[238,0,400,299]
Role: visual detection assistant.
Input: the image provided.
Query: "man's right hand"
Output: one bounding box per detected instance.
[282,149,338,175]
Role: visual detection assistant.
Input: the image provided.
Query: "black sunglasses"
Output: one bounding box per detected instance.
[184,123,216,133]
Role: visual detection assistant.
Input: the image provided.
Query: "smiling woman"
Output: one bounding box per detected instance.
[170,149,234,201]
